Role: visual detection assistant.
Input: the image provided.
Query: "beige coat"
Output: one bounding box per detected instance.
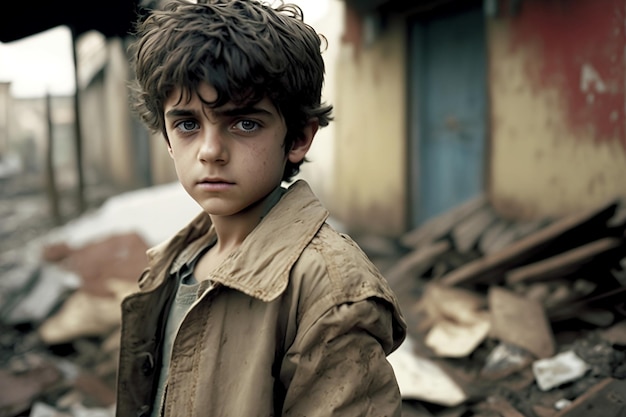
[115,180,407,417]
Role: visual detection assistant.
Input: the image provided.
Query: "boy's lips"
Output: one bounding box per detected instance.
[197,177,233,184]
[196,177,235,191]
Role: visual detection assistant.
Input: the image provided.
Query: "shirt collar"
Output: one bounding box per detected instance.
[147,180,329,301]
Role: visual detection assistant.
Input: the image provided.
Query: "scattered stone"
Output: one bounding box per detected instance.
[387,336,468,407]
[481,343,534,380]
[532,351,590,391]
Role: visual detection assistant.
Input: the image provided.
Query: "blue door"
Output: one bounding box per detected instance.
[409,5,487,227]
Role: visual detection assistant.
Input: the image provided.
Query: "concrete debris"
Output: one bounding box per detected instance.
[0,179,200,417]
[4,264,81,326]
[481,343,534,380]
[38,282,135,345]
[40,181,200,249]
[419,284,491,358]
[532,351,590,391]
[387,336,468,407]
[374,196,626,415]
[489,286,556,359]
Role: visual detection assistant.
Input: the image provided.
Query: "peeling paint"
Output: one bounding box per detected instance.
[508,0,625,145]
[489,17,626,219]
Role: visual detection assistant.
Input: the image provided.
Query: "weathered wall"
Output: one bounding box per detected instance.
[150,131,178,185]
[103,37,136,189]
[488,0,626,219]
[333,7,407,236]
[292,0,343,209]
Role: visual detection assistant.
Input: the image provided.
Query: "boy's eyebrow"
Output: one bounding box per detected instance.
[165,105,274,119]
[165,108,199,118]
[213,105,274,118]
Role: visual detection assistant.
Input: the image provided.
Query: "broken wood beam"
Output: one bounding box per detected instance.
[553,378,626,417]
[401,195,487,249]
[506,237,624,285]
[548,286,626,322]
[438,200,619,287]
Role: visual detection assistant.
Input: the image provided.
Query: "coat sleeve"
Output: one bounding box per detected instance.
[279,299,403,417]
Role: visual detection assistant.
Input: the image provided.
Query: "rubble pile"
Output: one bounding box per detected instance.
[0,178,199,417]
[0,176,625,417]
[358,196,626,417]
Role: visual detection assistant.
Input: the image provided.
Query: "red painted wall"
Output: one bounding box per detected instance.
[508,0,625,146]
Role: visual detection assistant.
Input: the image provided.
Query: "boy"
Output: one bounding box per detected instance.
[115,1,407,416]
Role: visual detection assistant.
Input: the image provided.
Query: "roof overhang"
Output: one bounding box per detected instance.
[0,0,144,43]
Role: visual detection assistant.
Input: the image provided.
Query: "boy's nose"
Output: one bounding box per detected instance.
[198,128,228,163]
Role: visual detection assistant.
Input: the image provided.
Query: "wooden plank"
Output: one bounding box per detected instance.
[548,286,626,322]
[480,218,547,255]
[385,240,451,288]
[438,200,619,287]
[451,206,497,254]
[505,238,622,285]
[401,195,487,249]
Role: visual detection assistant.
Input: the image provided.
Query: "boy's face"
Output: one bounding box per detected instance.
[163,82,311,220]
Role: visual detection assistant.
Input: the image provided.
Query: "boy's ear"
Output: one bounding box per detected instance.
[287,119,319,164]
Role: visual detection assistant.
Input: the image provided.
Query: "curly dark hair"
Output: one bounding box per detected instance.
[128,0,333,182]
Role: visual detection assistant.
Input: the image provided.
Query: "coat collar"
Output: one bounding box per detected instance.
[146,180,329,301]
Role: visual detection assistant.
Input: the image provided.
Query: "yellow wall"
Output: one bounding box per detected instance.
[150,131,178,185]
[488,20,626,220]
[293,0,344,208]
[333,18,407,236]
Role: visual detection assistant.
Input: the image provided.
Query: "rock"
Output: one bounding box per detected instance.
[532,351,590,391]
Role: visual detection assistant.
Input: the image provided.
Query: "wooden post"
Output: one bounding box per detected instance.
[45,92,62,225]
[70,26,86,214]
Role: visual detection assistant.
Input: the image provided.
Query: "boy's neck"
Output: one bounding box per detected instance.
[209,185,285,255]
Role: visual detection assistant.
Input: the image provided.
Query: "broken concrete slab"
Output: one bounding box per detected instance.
[532,351,590,391]
[52,233,149,297]
[481,342,534,380]
[421,284,491,358]
[40,181,200,249]
[38,278,136,345]
[425,315,491,358]
[0,262,39,323]
[489,286,556,359]
[3,264,81,326]
[387,336,468,407]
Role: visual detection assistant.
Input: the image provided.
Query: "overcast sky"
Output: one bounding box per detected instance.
[0,0,329,98]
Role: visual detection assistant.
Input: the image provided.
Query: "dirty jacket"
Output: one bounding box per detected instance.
[115,180,407,417]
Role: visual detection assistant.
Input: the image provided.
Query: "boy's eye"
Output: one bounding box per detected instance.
[234,120,260,132]
[176,120,199,132]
